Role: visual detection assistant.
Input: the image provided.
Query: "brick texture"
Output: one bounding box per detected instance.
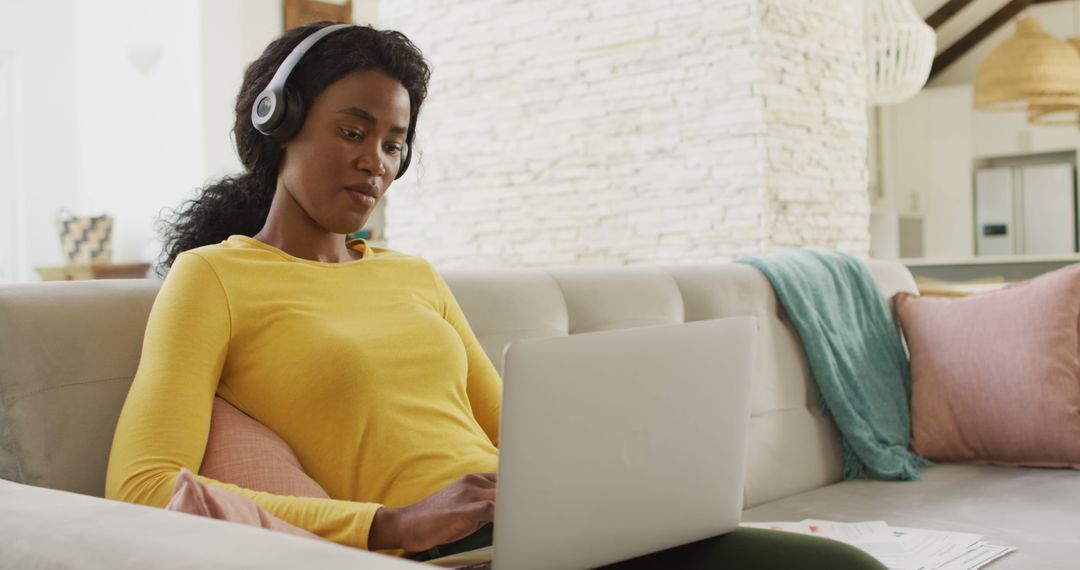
[377,0,869,267]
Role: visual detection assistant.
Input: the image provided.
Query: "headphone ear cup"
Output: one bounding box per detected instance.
[270,85,305,142]
[396,140,412,180]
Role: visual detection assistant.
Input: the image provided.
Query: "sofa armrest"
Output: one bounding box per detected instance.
[0,479,422,570]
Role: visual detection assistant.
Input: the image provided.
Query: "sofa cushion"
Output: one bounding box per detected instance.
[167,467,323,540]
[664,260,919,506]
[742,464,1080,570]
[545,266,685,333]
[439,268,569,377]
[894,264,1080,468]
[200,397,330,499]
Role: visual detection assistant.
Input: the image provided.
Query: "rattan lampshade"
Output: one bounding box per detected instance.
[974,17,1080,112]
[1028,37,1080,125]
[865,0,936,105]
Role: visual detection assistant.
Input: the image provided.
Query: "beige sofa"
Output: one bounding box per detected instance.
[0,260,1076,569]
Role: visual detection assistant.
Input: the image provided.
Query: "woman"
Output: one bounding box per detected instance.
[107,22,497,555]
[107,21,884,569]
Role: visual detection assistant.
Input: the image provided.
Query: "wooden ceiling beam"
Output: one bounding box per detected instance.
[927,0,1075,81]
[926,0,978,29]
[929,0,1034,80]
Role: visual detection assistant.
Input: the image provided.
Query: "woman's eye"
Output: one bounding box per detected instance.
[384,144,403,156]
[340,128,363,141]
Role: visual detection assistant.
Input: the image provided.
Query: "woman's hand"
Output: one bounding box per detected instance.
[368,473,496,552]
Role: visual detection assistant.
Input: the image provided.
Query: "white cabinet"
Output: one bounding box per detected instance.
[973,108,1080,158]
[972,111,1030,158]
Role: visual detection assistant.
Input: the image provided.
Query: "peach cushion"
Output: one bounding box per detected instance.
[166,467,324,540]
[894,264,1080,468]
[200,397,330,499]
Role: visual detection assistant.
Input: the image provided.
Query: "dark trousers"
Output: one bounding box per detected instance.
[410,524,887,569]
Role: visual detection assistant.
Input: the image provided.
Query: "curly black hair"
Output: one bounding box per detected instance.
[156,22,430,274]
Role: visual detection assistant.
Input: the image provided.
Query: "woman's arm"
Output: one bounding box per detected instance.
[104,253,381,548]
[106,253,230,507]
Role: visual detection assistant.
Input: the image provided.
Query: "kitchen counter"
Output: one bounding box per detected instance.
[897,253,1080,282]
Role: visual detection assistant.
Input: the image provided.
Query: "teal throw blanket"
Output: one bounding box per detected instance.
[738,249,930,481]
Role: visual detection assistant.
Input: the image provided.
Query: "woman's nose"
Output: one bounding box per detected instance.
[355,147,386,176]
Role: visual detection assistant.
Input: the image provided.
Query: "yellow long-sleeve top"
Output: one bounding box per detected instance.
[105,235,501,550]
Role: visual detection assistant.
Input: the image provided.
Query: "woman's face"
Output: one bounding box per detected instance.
[278,69,412,235]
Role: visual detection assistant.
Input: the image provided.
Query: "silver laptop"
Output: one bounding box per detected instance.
[428,317,757,570]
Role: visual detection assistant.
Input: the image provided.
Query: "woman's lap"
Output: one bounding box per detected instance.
[414,525,886,569]
[598,527,888,570]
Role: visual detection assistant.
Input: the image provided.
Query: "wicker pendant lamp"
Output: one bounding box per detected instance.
[974,17,1080,112]
[865,0,936,105]
[1028,37,1080,124]
[1027,101,1078,124]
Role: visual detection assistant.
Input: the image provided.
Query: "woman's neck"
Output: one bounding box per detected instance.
[252,186,359,263]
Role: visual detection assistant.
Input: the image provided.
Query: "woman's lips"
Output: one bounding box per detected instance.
[345,188,377,209]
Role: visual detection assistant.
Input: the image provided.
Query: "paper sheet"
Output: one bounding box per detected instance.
[739,520,1015,570]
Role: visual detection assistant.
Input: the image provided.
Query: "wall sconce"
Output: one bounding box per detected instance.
[126,43,162,75]
[124,0,164,76]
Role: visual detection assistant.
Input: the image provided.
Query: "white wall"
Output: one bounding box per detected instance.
[879,85,973,259]
[74,0,285,268]
[0,53,16,282]
[377,0,869,268]
[0,0,80,282]
[5,1,874,278]
[759,0,869,254]
[201,0,284,184]
[923,87,974,259]
[74,0,204,266]
[879,80,1080,261]
[1,0,285,281]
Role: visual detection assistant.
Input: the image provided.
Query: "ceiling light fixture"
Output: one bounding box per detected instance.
[865,0,937,105]
[974,17,1080,113]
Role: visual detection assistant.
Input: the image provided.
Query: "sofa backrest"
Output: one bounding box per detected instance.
[0,280,161,497]
[0,260,917,506]
[441,261,918,508]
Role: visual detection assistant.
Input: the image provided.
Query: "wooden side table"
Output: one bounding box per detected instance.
[36,262,151,281]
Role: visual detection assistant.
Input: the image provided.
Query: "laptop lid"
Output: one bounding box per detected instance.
[492,317,757,570]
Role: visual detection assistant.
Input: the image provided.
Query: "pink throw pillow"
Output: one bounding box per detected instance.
[166,467,325,540]
[200,397,330,499]
[894,264,1080,468]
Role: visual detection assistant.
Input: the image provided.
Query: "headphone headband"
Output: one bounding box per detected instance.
[250,24,414,180]
[265,23,352,94]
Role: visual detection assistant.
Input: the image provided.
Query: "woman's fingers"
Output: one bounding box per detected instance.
[466,484,496,503]
[463,472,497,488]
[462,497,496,524]
[420,500,494,550]
[394,472,500,552]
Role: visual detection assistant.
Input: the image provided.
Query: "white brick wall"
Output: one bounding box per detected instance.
[378,0,868,267]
